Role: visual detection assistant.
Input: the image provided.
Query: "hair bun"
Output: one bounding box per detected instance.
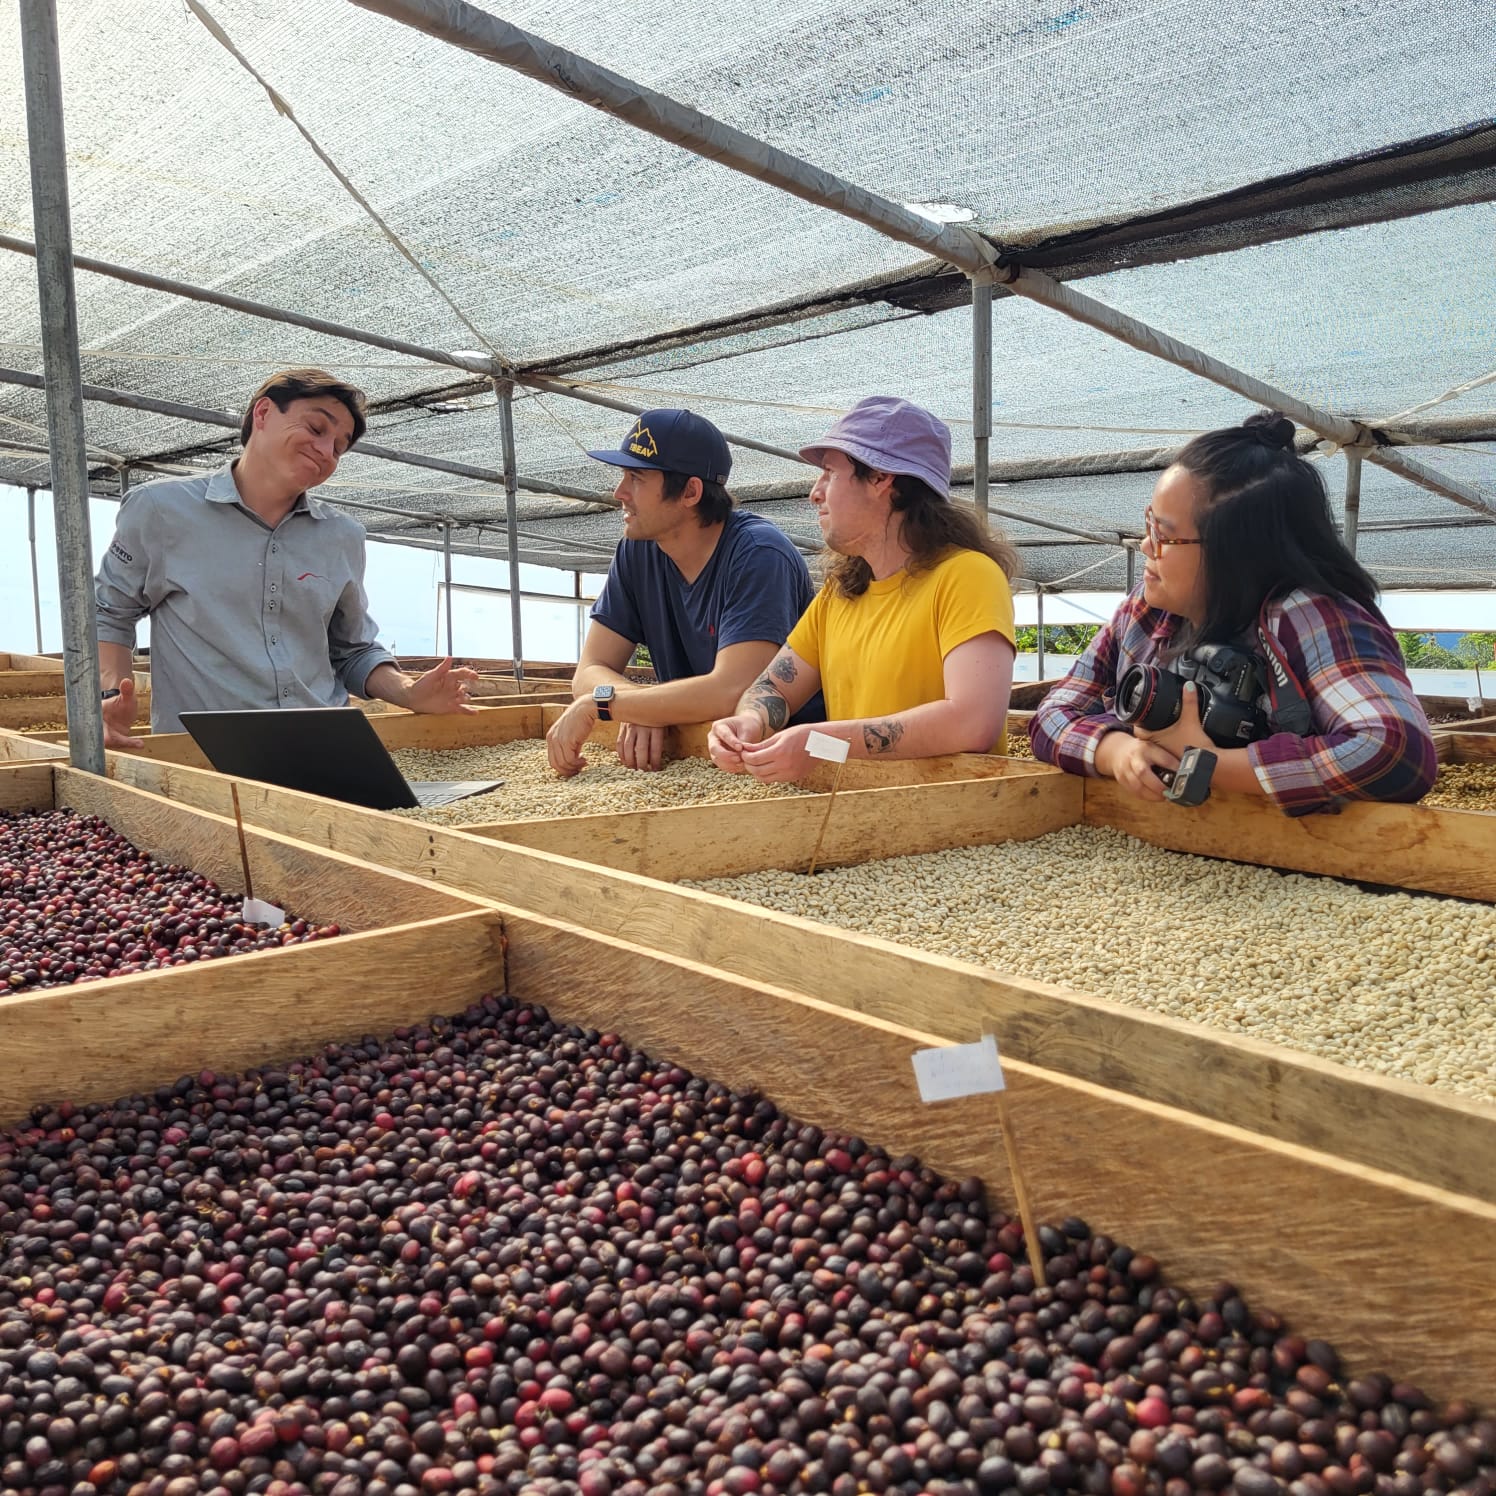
[1242,410,1297,451]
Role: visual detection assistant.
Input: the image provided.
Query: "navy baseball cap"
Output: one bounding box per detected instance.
[586,408,732,485]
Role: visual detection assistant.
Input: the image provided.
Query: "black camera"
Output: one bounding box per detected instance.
[1115,644,1269,748]
[1158,746,1217,807]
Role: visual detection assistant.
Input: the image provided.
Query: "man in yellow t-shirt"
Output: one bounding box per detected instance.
[709,395,1019,782]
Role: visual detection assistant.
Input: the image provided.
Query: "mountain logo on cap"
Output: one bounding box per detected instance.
[627,421,658,458]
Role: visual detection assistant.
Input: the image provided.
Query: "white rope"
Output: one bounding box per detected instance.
[184,0,508,366]
[1042,547,1132,588]
[1375,366,1496,425]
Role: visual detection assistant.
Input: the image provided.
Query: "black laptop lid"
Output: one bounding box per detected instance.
[178,708,419,810]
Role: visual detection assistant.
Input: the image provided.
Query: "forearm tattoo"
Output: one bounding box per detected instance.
[862,719,905,755]
[770,651,798,685]
[746,679,789,731]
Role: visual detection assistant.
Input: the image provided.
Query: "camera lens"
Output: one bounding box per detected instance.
[1116,665,1184,731]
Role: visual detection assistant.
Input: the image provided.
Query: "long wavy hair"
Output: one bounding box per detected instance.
[826,460,1020,598]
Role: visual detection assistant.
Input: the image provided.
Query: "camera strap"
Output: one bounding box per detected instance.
[1255,608,1314,735]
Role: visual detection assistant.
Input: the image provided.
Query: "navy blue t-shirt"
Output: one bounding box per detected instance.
[591,510,825,723]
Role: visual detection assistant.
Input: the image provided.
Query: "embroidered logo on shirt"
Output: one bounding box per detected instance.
[109,541,134,564]
[297,572,327,581]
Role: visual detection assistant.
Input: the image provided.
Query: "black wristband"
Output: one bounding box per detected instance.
[101,687,121,701]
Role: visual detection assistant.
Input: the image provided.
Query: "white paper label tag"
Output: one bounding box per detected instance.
[1468,698,1483,715]
[806,730,850,763]
[241,897,286,927]
[912,1034,1006,1102]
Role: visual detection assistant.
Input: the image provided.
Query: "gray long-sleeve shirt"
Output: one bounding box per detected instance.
[95,464,396,732]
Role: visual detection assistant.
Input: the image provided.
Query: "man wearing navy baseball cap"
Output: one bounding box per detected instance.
[546,408,822,775]
[709,395,1019,782]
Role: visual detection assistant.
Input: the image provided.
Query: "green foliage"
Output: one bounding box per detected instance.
[630,644,653,670]
[1455,631,1496,669]
[1396,631,1496,671]
[1013,624,1101,655]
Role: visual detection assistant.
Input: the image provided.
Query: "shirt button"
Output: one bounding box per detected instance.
[270,635,278,645]
[282,688,291,698]
[271,544,278,553]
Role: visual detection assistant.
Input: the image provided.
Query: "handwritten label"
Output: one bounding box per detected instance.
[241,897,286,927]
[1468,698,1483,716]
[806,730,850,764]
[912,1034,1006,1102]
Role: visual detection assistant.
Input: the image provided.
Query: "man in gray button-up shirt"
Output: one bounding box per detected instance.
[95,368,478,743]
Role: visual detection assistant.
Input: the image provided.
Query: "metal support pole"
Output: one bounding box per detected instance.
[20,0,104,774]
[1343,450,1363,558]
[1035,589,1046,680]
[496,381,525,683]
[574,570,583,662]
[27,488,44,651]
[442,521,454,658]
[971,274,994,530]
[1126,544,1137,592]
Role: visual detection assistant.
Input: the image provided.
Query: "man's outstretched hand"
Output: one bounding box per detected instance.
[406,657,481,715]
[103,677,145,749]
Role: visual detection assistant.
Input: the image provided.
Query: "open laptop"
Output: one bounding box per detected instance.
[178,707,502,811]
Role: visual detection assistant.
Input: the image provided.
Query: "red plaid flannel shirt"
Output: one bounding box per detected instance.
[1029,588,1437,816]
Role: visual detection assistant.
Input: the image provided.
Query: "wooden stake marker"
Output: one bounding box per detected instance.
[912,1033,1047,1289]
[804,730,851,876]
[230,781,284,927]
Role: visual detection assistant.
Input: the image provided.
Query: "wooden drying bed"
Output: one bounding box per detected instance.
[0,762,489,1123]
[76,744,1496,1398]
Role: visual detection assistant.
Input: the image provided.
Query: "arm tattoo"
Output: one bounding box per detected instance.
[770,650,798,685]
[862,719,905,755]
[747,680,789,731]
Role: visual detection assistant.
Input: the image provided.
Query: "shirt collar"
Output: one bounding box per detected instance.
[207,462,317,516]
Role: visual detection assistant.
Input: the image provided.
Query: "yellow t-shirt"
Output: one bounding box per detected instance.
[788,547,1016,751]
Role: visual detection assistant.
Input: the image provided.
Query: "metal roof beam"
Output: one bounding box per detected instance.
[346,0,996,278]
[994,267,1496,520]
[0,365,617,509]
[528,124,1496,380]
[0,235,805,469]
[340,2,1491,523]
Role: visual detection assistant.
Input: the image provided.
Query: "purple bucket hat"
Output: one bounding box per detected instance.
[799,395,952,499]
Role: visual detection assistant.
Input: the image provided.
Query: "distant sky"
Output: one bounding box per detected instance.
[2,483,605,665]
[5,485,1494,670]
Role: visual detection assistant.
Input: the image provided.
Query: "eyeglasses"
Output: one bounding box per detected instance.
[1144,506,1203,552]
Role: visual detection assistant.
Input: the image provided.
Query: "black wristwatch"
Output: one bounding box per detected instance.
[592,684,616,721]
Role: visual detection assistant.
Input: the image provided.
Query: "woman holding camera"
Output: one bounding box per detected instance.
[1030,411,1436,816]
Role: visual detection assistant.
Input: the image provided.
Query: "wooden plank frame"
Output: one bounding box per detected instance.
[92,754,1496,1203]
[0,763,490,1122]
[0,727,66,763]
[84,707,1052,811]
[0,682,152,732]
[1433,731,1496,767]
[0,669,67,699]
